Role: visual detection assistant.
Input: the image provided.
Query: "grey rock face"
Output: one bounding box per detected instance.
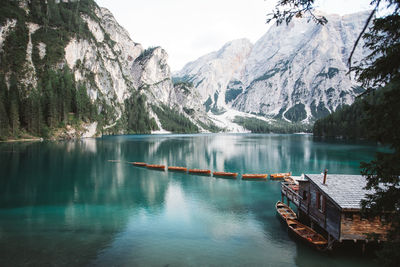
[175,11,370,123]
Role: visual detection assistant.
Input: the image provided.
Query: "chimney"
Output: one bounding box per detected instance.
[323,169,328,184]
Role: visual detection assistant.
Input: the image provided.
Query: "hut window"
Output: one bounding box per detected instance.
[345,213,353,220]
[320,195,325,213]
[302,191,308,201]
[316,192,325,213]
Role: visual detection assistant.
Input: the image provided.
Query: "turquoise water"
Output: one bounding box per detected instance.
[0,134,387,266]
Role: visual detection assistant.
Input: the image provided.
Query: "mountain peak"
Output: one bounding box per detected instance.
[174,10,370,123]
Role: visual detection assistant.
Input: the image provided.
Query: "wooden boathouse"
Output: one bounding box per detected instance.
[281,172,392,249]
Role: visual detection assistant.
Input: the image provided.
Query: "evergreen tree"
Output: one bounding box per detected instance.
[33,82,44,136]
[43,77,56,128]
[47,0,62,27]
[8,76,20,137]
[76,83,86,121]
[0,75,9,139]
[1,18,28,74]
[62,65,73,122]
[20,90,33,133]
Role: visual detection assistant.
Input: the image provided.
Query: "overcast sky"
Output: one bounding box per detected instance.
[95,0,373,71]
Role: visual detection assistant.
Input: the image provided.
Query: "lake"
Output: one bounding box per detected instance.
[0,134,387,266]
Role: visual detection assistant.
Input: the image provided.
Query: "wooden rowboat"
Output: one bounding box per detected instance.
[132,162,147,167]
[276,201,297,221]
[283,176,299,191]
[188,169,211,175]
[284,176,295,184]
[146,164,165,170]
[286,219,328,249]
[168,166,188,172]
[270,172,292,179]
[242,174,268,179]
[213,171,238,177]
[289,184,299,191]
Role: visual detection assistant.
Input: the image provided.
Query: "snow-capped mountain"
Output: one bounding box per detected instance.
[174,11,370,123]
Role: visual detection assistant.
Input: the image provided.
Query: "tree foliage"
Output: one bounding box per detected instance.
[312,87,390,139]
[0,67,96,140]
[152,105,199,133]
[266,0,328,25]
[124,94,158,134]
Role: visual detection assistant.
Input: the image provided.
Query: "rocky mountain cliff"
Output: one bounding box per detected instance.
[174,39,253,111]
[0,0,194,140]
[174,11,370,124]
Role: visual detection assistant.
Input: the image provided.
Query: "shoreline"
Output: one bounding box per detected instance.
[0,138,44,143]
[0,132,315,143]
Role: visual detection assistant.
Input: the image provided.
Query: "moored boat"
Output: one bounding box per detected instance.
[289,184,299,191]
[132,162,147,167]
[213,171,238,177]
[276,201,297,221]
[270,172,292,179]
[286,219,328,249]
[284,176,295,184]
[242,174,268,179]
[168,166,188,172]
[146,164,165,170]
[188,169,211,175]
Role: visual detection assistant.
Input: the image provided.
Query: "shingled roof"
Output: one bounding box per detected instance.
[305,174,374,210]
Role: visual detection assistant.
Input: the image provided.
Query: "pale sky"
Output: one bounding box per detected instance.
[95,0,373,71]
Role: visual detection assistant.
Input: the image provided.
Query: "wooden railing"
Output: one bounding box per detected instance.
[281,182,302,206]
[299,201,309,214]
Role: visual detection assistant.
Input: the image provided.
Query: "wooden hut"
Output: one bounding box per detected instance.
[281,173,392,249]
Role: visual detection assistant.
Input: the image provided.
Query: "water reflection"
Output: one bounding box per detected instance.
[0,134,385,266]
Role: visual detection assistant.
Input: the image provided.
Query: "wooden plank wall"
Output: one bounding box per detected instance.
[340,213,391,241]
[298,181,341,240]
[325,199,341,240]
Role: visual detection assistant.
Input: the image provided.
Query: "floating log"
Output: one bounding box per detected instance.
[168,166,188,172]
[270,172,292,179]
[286,219,328,249]
[131,162,147,167]
[213,171,238,178]
[276,201,297,221]
[242,174,268,179]
[188,169,211,175]
[146,164,165,170]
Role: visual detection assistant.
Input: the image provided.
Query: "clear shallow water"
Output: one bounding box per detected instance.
[0,134,387,266]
